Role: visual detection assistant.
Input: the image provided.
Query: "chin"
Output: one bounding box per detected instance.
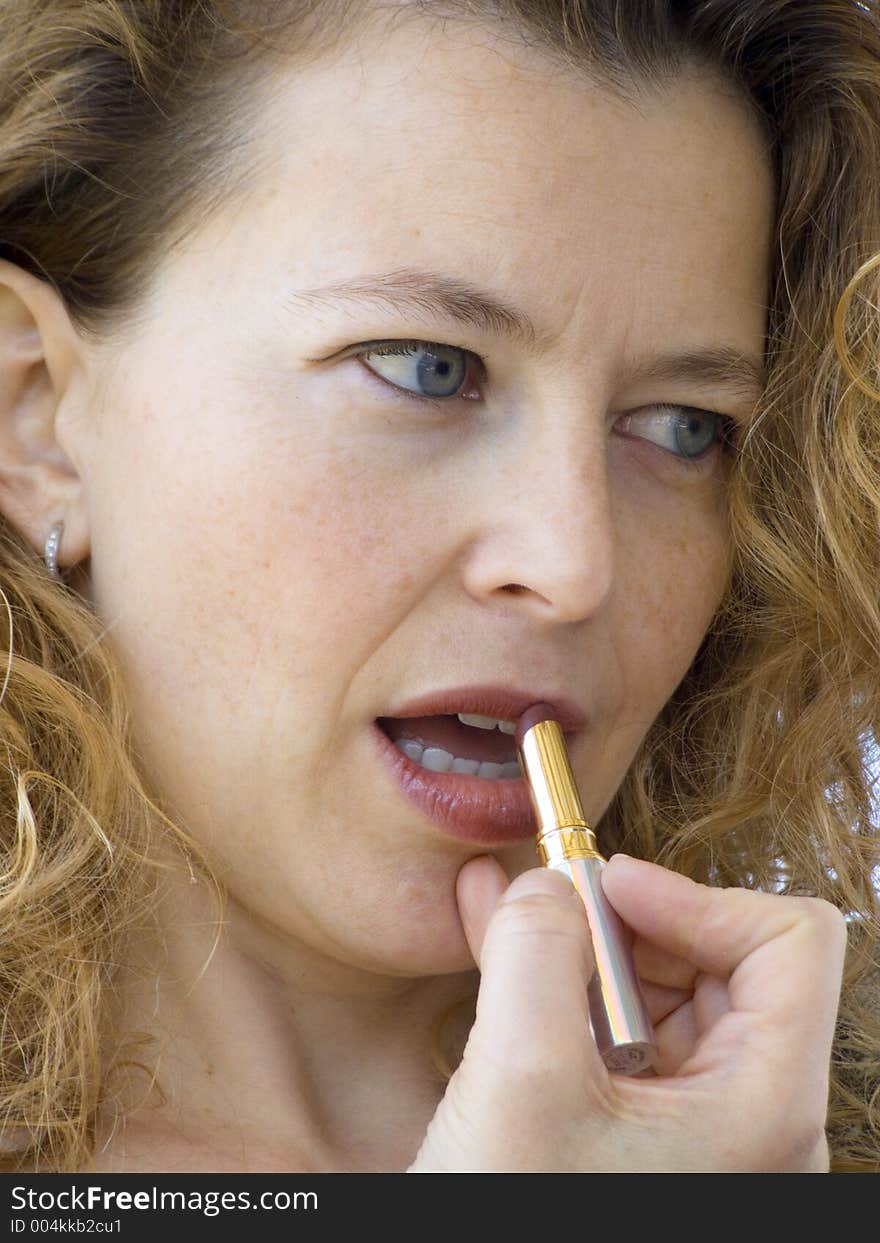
[359,918,478,979]
[334,887,477,979]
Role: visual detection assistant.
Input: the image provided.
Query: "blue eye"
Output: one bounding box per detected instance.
[617,405,732,462]
[356,340,473,400]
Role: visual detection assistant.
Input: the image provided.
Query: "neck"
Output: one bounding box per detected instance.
[94,871,476,1172]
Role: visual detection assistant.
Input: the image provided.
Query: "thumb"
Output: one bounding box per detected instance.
[456,861,604,1079]
[456,854,510,964]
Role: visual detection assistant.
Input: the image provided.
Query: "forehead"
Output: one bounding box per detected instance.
[188,17,774,364]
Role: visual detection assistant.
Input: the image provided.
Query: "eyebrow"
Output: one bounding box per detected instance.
[623,347,766,403]
[288,267,766,398]
[289,267,549,353]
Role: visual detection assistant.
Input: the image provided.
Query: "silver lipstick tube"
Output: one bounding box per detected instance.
[544,847,655,1073]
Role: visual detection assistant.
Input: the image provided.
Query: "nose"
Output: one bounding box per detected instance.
[460,419,615,624]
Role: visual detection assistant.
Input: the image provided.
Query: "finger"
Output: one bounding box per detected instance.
[456,854,509,965]
[602,854,845,978]
[693,974,730,1038]
[640,981,694,1026]
[649,975,732,1075]
[601,855,846,1085]
[456,865,605,1083]
[631,935,699,993]
[652,999,699,1075]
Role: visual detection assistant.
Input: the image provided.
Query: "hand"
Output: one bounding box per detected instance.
[408,854,846,1172]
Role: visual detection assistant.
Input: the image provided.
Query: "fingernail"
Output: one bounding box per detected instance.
[501,867,577,905]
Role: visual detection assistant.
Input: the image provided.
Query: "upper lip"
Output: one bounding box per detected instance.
[379,684,587,734]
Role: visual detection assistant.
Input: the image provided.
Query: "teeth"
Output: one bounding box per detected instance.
[394,739,522,780]
[421,747,453,773]
[457,712,518,733]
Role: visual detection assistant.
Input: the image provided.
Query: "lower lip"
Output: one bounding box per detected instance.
[371,721,539,845]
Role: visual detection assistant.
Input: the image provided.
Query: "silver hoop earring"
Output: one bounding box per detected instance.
[44,521,64,580]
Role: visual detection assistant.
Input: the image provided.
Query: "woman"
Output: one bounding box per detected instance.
[0,0,877,1173]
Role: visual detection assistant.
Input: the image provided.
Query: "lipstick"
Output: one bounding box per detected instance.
[516,704,656,1075]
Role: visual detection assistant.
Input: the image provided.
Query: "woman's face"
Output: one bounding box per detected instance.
[62,20,772,977]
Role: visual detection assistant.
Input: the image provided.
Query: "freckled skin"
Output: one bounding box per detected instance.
[50,17,771,1168]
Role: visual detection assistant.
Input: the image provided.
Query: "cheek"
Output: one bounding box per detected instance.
[88,391,434,710]
[263,447,429,649]
[623,499,731,702]
[586,500,730,823]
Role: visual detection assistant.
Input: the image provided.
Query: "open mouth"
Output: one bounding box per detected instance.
[376,712,522,780]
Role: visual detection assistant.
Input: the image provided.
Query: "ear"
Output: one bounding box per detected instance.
[0,258,90,575]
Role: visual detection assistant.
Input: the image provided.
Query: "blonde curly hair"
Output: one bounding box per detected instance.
[1,0,879,1172]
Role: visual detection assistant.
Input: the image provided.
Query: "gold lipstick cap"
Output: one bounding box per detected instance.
[516,715,601,863]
